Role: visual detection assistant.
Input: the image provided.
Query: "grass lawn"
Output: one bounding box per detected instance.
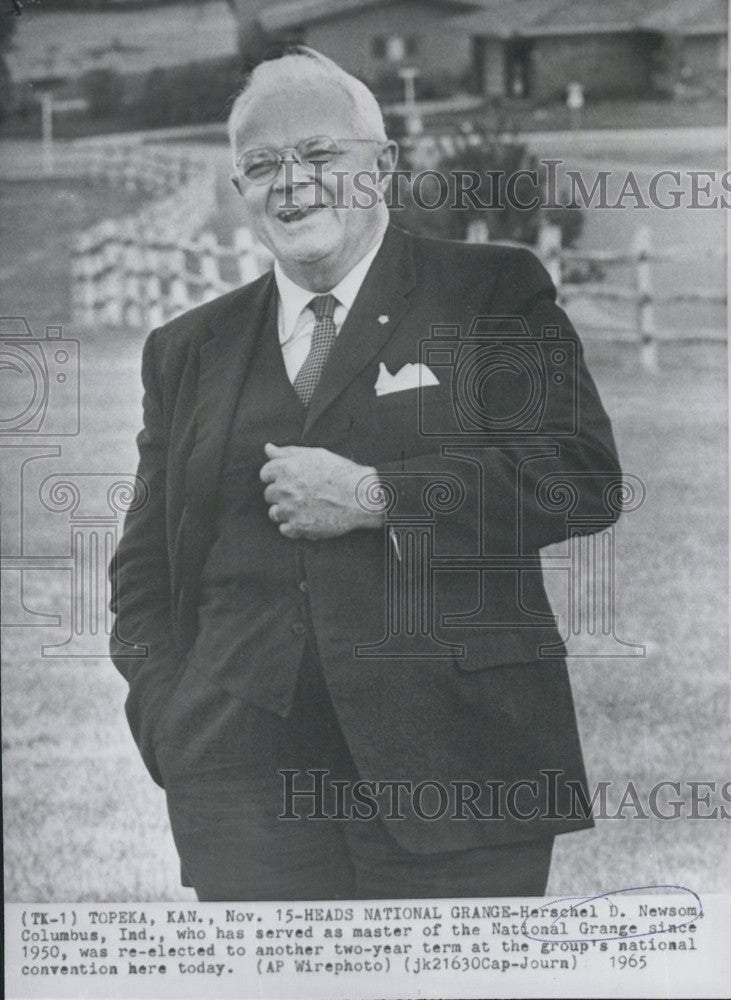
[0,178,146,324]
[1,169,728,902]
[446,97,727,137]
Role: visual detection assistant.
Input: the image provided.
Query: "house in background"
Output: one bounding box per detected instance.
[451,0,728,102]
[230,0,727,104]
[641,0,728,98]
[230,0,482,96]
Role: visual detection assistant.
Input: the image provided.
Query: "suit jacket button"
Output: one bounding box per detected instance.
[292,622,306,635]
[299,581,309,593]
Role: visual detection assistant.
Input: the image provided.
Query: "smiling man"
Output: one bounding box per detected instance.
[110,48,622,901]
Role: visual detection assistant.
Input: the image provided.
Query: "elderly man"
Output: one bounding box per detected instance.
[110,48,621,901]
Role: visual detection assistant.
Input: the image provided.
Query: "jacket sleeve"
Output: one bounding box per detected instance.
[109,329,180,786]
[374,248,622,555]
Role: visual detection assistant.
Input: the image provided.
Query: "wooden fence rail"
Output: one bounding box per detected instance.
[70,143,222,327]
[67,143,725,370]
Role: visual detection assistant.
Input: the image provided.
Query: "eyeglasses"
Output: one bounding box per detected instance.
[234,135,382,185]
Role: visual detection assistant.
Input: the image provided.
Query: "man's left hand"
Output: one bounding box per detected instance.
[260,443,384,539]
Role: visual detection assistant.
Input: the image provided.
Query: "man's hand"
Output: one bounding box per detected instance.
[260,443,385,539]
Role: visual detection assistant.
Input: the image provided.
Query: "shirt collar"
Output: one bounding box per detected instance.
[274,232,385,345]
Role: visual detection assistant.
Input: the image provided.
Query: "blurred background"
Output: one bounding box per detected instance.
[1,0,728,901]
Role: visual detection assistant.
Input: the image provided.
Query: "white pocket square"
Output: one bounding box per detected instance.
[375,362,439,396]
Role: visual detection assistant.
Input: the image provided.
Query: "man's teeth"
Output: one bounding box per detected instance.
[278,205,322,221]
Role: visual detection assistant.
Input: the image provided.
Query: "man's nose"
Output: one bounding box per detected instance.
[271,155,316,190]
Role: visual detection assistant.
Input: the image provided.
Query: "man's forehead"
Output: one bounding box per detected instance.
[234,82,353,149]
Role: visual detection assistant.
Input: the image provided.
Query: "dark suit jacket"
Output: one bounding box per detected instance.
[110,224,622,852]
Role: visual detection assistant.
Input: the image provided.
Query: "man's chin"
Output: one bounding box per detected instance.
[267,218,342,264]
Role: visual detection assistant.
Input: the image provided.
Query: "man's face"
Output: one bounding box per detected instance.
[231,83,396,289]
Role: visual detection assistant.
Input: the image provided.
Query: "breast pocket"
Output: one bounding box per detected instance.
[372,384,453,458]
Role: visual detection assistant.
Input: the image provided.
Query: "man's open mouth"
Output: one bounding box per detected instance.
[276,204,326,223]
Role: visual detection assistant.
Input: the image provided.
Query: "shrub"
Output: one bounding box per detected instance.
[81,68,125,118]
[392,135,585,250]
[137,67,175,127]
[134,57,242,127]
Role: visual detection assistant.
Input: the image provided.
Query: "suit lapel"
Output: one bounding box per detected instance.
[303,225,417,435]
[184,273,276,504]
[183,271,277,510]
[177,272,276,635]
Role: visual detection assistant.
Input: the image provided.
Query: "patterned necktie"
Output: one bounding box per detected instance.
[292,294,338,406]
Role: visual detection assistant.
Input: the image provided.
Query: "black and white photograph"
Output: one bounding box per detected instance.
[1,1,729,997]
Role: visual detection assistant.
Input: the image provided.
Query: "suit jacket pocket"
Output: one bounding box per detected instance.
[372,384,454,459]
[124,654,186,787]
[449,624,567,671]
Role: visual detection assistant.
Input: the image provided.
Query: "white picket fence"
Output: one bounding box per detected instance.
[68,144,272,328]
[72,218,272,329]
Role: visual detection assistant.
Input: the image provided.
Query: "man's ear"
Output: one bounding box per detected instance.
[376,140,399,175]
[375,140,399,200]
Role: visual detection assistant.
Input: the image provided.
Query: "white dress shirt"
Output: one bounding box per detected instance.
[274,236,385,383]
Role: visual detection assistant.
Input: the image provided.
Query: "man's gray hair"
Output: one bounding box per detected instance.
[228,47,388,157]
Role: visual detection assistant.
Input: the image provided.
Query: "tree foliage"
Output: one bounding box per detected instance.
[392,136,584,249]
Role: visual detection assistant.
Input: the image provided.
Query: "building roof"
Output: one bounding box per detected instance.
[452,0,728,38]
[259,0,480,34]
[641,0,728,35]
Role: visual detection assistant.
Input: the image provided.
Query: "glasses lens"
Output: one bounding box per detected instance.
[241,150,278,183]
[298,136,339,167]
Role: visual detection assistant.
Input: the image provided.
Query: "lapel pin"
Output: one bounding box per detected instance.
[377,314,390,325]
